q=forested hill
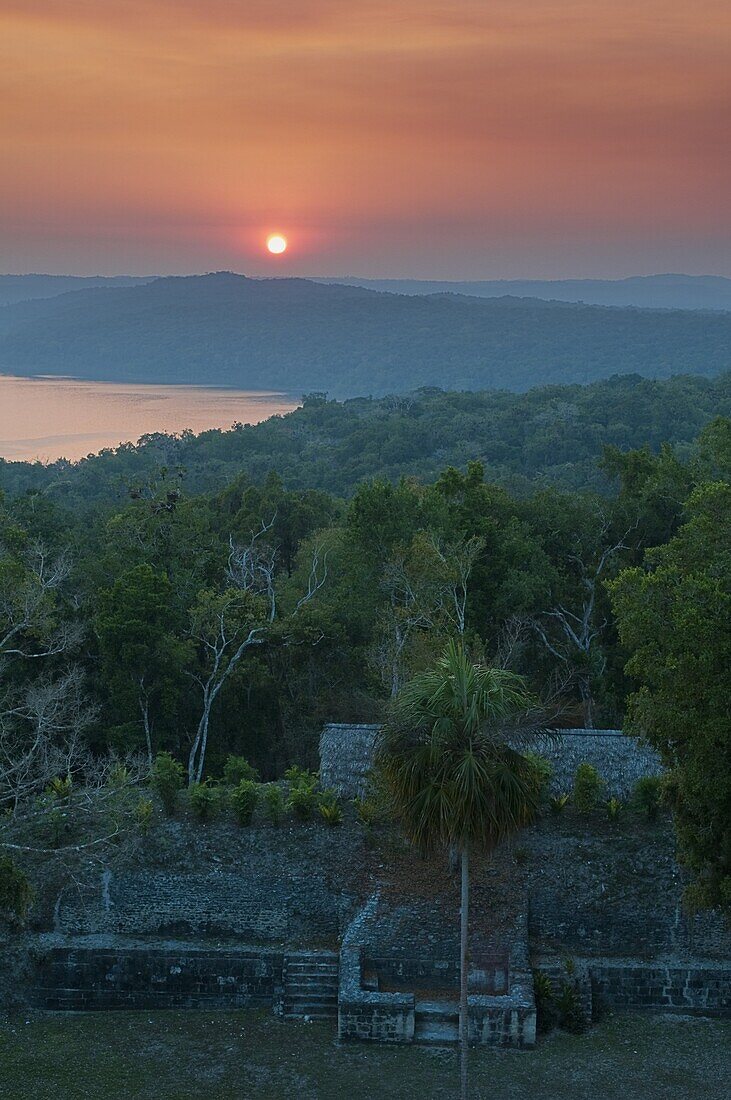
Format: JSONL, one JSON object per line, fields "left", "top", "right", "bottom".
{"left": 2, "top": 372, "right": 728, "bottom": 506}
{"left": 0, "top": 273, "right": 153, "bottom": 306}
{"left": 317, "top": 273, "right": 731, "bottom": 312}
{"left": 0, "top": 272, "right": 729, "bottom": 397}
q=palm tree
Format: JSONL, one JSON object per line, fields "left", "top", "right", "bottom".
{"left": 377, "top": 640, "right": 549, "bottom": 1100}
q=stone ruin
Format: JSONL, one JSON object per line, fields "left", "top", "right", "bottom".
{"left": 8, "top": 721, "right": 729, "bottom": 1044}
{"left": 319, "top": 722, "right": 664, "bottom": 800}
{"left": 319, "top": 723, "right": 382, "bottom": 799}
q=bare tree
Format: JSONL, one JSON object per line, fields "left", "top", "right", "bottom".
{"left": 226, "top": 516, "right": 279, "bottom": 622}
{"left": 530, "top": 523, "right": 632, "bottom": 727}
{"left": 187, "top": 521, "right": 329, "bottom": 783}
{"left": 0, "top": 542, "right": 82, "bottom": 661}
{"left": 493, "top": 615, "right": 530, "bottom": 671}
{"left": 0, "top": 669, "right": 98, "bottom": 813}
{"left": 430, "top": 535, "right": 484, "bottom": 638}
{"left": 0, "top": 540, "right": 93, "bottom": 809}
{"left": 372, "top": 534, "right": 483, "bottom": 697}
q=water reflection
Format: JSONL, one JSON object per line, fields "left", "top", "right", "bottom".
{"left": 0, "top": 376, "right": 299, "bottom": 462}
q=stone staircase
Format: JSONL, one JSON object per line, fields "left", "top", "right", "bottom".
{"left": 413, "top": 999, "right": 460, "bottom": 1044}
{"left": 282, "top": 951, "right": 339, "bottom": 1020}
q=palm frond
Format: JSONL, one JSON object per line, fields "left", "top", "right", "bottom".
{"left": 377, "top": 640, "right": 550, "bottom": 851}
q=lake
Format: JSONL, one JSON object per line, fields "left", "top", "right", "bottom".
{"left": 0, "top": 375, "right": 300, "bottom": 462}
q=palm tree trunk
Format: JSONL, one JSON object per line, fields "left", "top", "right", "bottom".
{"left": 459, "top": 842, "right": 469, "bottom": 1100}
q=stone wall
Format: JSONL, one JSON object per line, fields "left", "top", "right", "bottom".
{"left": 536, "top": 954, "right": 731, "bottom": 1018}
{"left": 466, "top": 976, "right": 537, "bottom": 1048}
{"left": 336, "top": 889, "right": 538, "bottom": 1047}
{"left": 337, "top": 945, "right": 537, "bottom": 1048}
{"left": 527, "top": 729, "right": 663, "bottom": 798}
{"left": 525, "top": 817, "right": 731, "bottom": 960}
{"left": 338, "top": 946, "right": 416, "bottom": 1043}
{"left": 7, "top": 783, "right": 729, "bottom": 1035}
{"left": 53, "top": 823, "right": 360, "bottom": 946}
{"left": 31, "top": 938, "right": 283, "bottom": 1011}
{"left": 319, "top": 724, "right": 662, "bottom": 801}
{"left": 363, "top": 954, "right": 509, "bottom": 995}
{"left": 590, "top": 960, "right": 731, "bottom": 1016}
{"left": 56, "top": 869, "right": 339, "bottom": 943}
{"left": 319, "top": 724, "right": 380, "bottom": 798}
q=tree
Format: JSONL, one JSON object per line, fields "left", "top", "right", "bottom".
{"left": 0, "top": 506, "right": 92, "bottom": 811}
{"left": 435, "top": 462, "right": 551, "bottom": 636}
{"left": 609, "top": 481, "right": 731, "bottom": 912}
{"left": 377, "top": 642, "right": 547, "bottom": 1099}
{"left": 186, "top": 587, "right": 267, "bottom": 785}
{"left": 213, "top": 472, "right": 338, "bottom": 577}
{"left": 372, "top": 532, "right": 483, "bottom": 697}
{"left": 95, "top": 565, "right": 187, "bottom": 763}
{"left": 526, "top": 495, "right": 630, "bottom": 727}
{"left": 601, "top": 441, "right": 693, "bottom": 553}
{"left": 186, "top": 518, "right": 329, "bottom": 783}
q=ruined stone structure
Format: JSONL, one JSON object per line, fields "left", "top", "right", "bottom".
{"left": 6, "top": 721, "right": 729, "bottom": 1044}
{"left": 319, "top": 723, "right": 381, "bottom": 798}
{"left": 320, "top": 723, "right": 664, "bottom": 800}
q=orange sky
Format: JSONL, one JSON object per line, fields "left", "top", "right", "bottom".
{"left": 2, "top": 1, "right": 730, "bottom": 277}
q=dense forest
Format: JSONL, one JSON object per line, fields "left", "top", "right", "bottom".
{"left": 1, "top": 395, "right": 729, "bottom": 903}
{"left": 1, "top": 273, "right": 730, "bottom": 396}
{"left": 2, "top": 372, "right": 728, "bottom": 506}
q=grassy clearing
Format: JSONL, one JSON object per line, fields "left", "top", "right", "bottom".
{"left": 0, "top": 1010, "right": 729, "bottom": 1100}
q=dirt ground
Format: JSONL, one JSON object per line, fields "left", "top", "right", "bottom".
{"left": 1, "top": 1009, "right": 729, "bottom": 1100}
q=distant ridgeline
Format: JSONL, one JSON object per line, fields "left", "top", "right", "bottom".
{"left": 1, "top": 371, "right": 728, "bottom": 504}
{"left": 314, "top": 273, "right": 731, "bottom": 312}
{"left": 1, "top": 272, "right": 730, "bottom": 397}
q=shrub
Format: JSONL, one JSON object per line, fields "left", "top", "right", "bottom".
{"left": 353, "top": 796, "right": 381, "bottom": 827}
{"left": 287, "top": 783, "right": 318, "bottom": 821}
{"left": 319, "top": 792, "right": 343, "bottom": 826}
{"left": 231, "top": 779, "right": 259, "bottom": 826}
{"left": 633, "top": 775, "right": 663, "bottom": 821}
{"left": 150, "top": 752, "right": 184, "bottom": 815}
{"left": 0, "top": 855, "right": 33, "bottom": 924}
{"left": 573, "top": 763, "right": 604, "bottom": 814}
{"left": 107, "top": 763, "right": 130, "bottom": 789}
{"left": 135, "top": 797, "right": 154, "bottom": 834}
{"left": 606, "top": 796, "right": 623, "bottom": 821}
{"left": 556, "top": 980, "right": 587, "bottom": 1033}
{"left": 524, "top": 753, "right": 553, "bottom": 801}
{"left": 263, "top": 784, "right": 284, "bottom": 825}
{"left": 533, "top": 965, "right": 587, "bottom": 1035}
{"left": 188, "top": 781, "right": 218, "bottom": 822}
{"left": 284, "top": 764, "right": 319, "bottom": 820}
{"left": 533, "top": 970, "right": 557, "bottom": 1033}
{"left": 46, "top": 775, "right": 72, "bottom": 801}
{"left": 284, "top": 765, "right": 318, "bottom": 788}
{"left": 549, "top": 793, "right": 570, "bottom": 814}
{"left": 223, "top": 755, "right": 260, "bottom": 786}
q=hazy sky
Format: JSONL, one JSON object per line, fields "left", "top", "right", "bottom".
{"left": 2, "top": 1, "right": 730, "bottom": 278}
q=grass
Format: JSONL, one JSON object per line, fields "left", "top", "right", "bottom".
{"left": 1, "top": 1010, "right": 729, "bottom": 1100}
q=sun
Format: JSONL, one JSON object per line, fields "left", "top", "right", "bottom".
{"left": 266, "top": 233, "right": 287, "bottom": 255}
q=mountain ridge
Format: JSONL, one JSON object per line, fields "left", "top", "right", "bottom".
{"left": 1, "top": 272, "right": 729, "bottom": 398}
{"left": 313, "top": 273, "right": 731, "bottom": 311}
{"left": 3, "top": 270, "right": 731, "bottom": 311}
{"left": 0, "top": 273, "right": 155, "bottom": 307}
